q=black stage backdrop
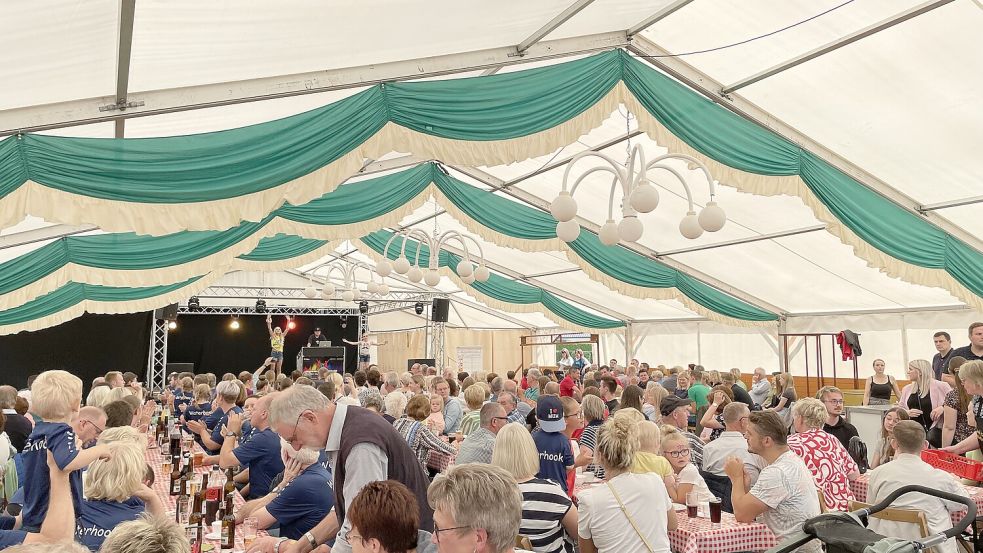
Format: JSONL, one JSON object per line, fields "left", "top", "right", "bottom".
{"left": 166, "top": 314, "right": 359, "bottom": 375}
{"left": 0, "top": 312, "right": 152, "bottom": 391}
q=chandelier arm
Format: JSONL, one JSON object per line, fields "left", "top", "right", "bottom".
{"left": 569, "top": 165, "right": 624, "bottom": 197}
{"left": 561, "top": 151, "right": 628, "bottom": 192}
{"left": 435, "top": 231, "right": 471, "bottom": 269}
{"left": 404, "top": 229, "right": 433, "bottom": 267}
{"left": 646, "top": 153, "right": 716, "bottom": 196}
{"left": 645, "top": 163, "right": 696, "bottom": 212}
{"left": 382, "top": 231, "right": 404, "bottom": 259}
{"left": 608, "top": 175, "right": 620, "bottom": 220}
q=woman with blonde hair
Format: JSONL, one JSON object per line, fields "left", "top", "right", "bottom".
{"left": 943, "top": 361, "right": 983, "bottom": 456}
{"left": 730, "top": 368, "right": 747, "bottom": 391}
{"left": 642, "top": 384, "right": 667, "bottom": 422}
{"left": 492, "top": 423, "right": 578, "bottom": 553}
{"left": 578, "top": 416, "right": 676, "bottom": 553}
{"left": 899, "top": 359, "right": 951, "bottom": 447}
{"left": 576, "top": 395, "right": 607, "bottom": 478}
{"left": 78, "top": 435, "right": 164, "bottom": 550}
{"left": 766, "top": 373, "right": 797, "bottom": 427}
{"left": 86, "top": 386, "right": 112, "bottom": 409}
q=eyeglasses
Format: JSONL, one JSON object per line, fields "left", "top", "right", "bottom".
{"left": 286, "top": 410, "right": 310, "bottom": 447}
{"left": 433, "top": 521, "right": 470, "bottom": 543}
{"left": 564, "top": 411, "right": 582, "bottom": 418}
{"left": 84, "top": 419, "right": 104, "bottom": 437}
{"left": 665, "top": 449, "right": 690, "bottom": 458}
{"left": 826, "top": 399, "right": 845, "bottom": 405}
{"left": 347, "top": 532, "right": 367, "bottom": 545}
{"left": 491, "top": 416, "right": 509, "bottom": 423}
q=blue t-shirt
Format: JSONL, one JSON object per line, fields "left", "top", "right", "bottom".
{"left": 173, "top": 392, "right": 192, "bottom": 417}
{"left": 21, "top": 421, "right": 83, "bottom": 529}
{"left": 266, "top": 464, "right": 334, "bottom": 539}
{"left": 232, "top": 428, "right": 285, "bottom": 499}
{"left": 240, "top": 421, "right": 254, "bottom": 444}
{"left": 184, "top": 402, "right": 212, "bottom": 424}
{"left": 76, "top": 498, "right": 146, "bottom": 551}
{"left": 207, "top": 406, "right": 244, "bottom": 454}
{"left": 531, "top": 430, "right": 574, "bottom": 493}
{"left": 0, "top": 515, "right": 26, "bottom": 548}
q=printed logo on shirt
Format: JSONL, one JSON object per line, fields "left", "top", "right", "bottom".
{"left": 539, "top": 452, "right": 566, "bottom": 462}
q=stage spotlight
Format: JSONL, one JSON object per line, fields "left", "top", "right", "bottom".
{"left": 287, "top": 319, "right": 297, "bottom": 330}
{"left": 188, "top": 296, "right": 200, "bottom": 312}
{"left": 359, "top": 300, "right": 368, "bottom": 314}
{"left": 255, "top": 299, "right": 267, "bottom": 313}
{"left": 230, "top": 315, "right": 240, "bottom": 330}
{"left": 167, "top": 321, "right": 177, "bottom": 330}
{"left": 341, "top": 317, "right": 348, "bottom": 329}
{"left": 414, "top": 302, "right": 424, "bottom": 315}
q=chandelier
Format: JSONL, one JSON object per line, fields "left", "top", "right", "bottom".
{"left": 376, "top": 229, "right": 490, "bottom": 286}
{"left": 304, "top": 261, "right": 389, "bottom": 302}
{"left": 549, "top": 146, "right": 726, "bottom": 245}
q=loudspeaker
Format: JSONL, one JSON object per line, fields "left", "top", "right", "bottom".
{"left": 154, "top": 303, "right": 179, "bottom": 321}
{"left": 431, "top": 298, "right": 450, "bottom": 322}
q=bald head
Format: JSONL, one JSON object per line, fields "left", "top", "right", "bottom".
{"left": 74, "top": 406, "right": 107, "bottom": 443}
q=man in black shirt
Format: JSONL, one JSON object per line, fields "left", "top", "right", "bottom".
{"left": 932, "top": 331, "right": 956, "bottom": 381}
{"left": 0, "top": 385, "right": 32, "bottom": 452}
{"left": 723, "top": 372, "right": 754, "bottom": 407}
{"left": 817, "top": 385, "right": 858, "bottom": 450}
{"left": 952, "top": 322, "right": 983, "bottom": 362}
{"left": 306, "top": 327, "right": 326, "bottom": 347}
{"left": 600, "top": 375, "right": 619, "bottom": 414}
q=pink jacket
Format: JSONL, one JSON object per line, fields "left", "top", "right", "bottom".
{"left": 899, "top": 379, "right": 952, "bottom": 429}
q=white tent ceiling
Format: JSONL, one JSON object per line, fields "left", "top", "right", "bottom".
{"left": 1, "top": 0, "right": 981, "bottom": 339}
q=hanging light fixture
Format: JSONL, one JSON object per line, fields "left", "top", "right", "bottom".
{"left": 229, "top": 315, "right": 240, "bottom": 330}
{"left": 377, "top": 229, "right": 490, "bottom": 287}
{"left": 550, "top": 146, "right": 726, "bottom": 245}
{"left": 306, "top": 261, "right": 385, "bottom": 303}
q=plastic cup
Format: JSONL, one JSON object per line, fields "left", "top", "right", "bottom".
{"left": 686, "top": 492, "right": 699, "bottom": 518}
{"left": 709, "top": 496, "right": 722, "bottom": 523}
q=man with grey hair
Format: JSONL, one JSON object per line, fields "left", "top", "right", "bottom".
{"left": 98, "top": 514, "right": 190, "bottom": 553}
{"left": 266, "top": 383, "right": 432, "bottom": 553}
{"left": 0, "top": 385, "right": 31, "bottom": 451}
{"left": 702, "top": 403, "right": 764, "bottom": 487}
{"left": 749, "top": 367, "right": 772, "bottom": 407}
{"left": 381, "top": 371, "right": 400, "bottom": 396}
{"left": 489, "top": 376, "right": 504, "bottom": 403}
{"left": 496, "top": 391, "right": 524, "bottom": 424}
{"left": 502, "top": 380, "right": 531, "bottom": 418}
{"left": 455, "top": 403, "right": 507, "bottom": 464}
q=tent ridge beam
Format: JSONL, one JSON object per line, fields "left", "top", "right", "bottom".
{"left": 658, "top": 224, "right": 827, "bottom": 256}
{"left": 787, "top": 304, "right": 969, "bottom": 317}
{"left": 0, "top": 224, "right": 97, "bottom": 250}
{"left": 523, "top": 267, "right": 581, "bottom": 279}
{"left": 113, "top": 0, "right": 137, "bottom": 138}
{"left": 518, "top": 0, "right": 600, "bottom": 53}
{"left": 452, "top": 164, "right": 788, "bottom": 316}
{"left": 721, "top": 0, "right": 956, "bottom": 94}
{"left": 628, "top": 35, "right": 983, "bottom": 255}
{"left": 0, "top": 31, "right": 627, "bottom": 137}
{"left": 627, "top": 0, "right": 697, "bottom": 36}
{"left": 918, "top": 194, "right": 983, "bottom": 212}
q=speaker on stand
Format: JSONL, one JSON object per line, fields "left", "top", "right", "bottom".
{"left": 431, "top": 298, "right": 450, "bottom": 323}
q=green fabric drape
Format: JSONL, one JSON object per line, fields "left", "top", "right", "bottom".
{"left": 360, "top": 230, "right": 624, "bottom": 329}
{"left": 237, "top": 235, "right": 328, "bottom": 262}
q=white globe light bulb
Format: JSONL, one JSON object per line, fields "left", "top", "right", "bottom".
{"left": 549, "top": 191, "right": 578, "bottom": 222}
{"left": 378, "top": 284, "right": 390, "bottom": 296}
{"left": 556, "top": 219, "right": 580, "bottom": 243}
{"left": 424, "top": 269, "right": 441, "bottom": 287}
{"left": 407, "top": 266, "right": 423, "bottom": 283}
{"left": 599, "top": 219, "right": 620, "bottom": 246}
{"left": 341, "top": 290, "right": 355, "bottom": 302}
{"left": 462, "top": 273, "right": 476, "bottom": 285}
{"left": 455, "top": 259, "right": 474, "bottom": 278}
{"left": 679, "top": 211, "right": 704, "bottom": 239}
{"left": 617, "top": 216, "right": 644, "bottom": 242}
{"left": 698, "top": 201, "right": 726, "bottom": 232}
{"left": 393, "top": 256, "right": 410, "bottom": 274}
{"left": 323, "top": 282, "right": 336, "bottom": 297}
{"left": 303, "top": 286, "right": 317, "bottom": 299}
{"left": 366, "top": 281, "right": 379, "bottom": 294}
{"left": 474, "top": 265, "right": 490, "bottom": 282}
{"left": 376, "top": 260, "right": 392, "bottom": 277}
{"left": 629, "top": 180, "right": 660, "bottom": 213}
{"left": 352, "top": 288, "right": 362, "bottom": 300}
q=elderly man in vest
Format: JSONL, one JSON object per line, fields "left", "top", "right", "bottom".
{"left": 258, "top": 384, "right": 433, "bottom": 553}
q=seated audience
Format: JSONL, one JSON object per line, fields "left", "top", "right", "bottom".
{"left": 492, "top": 423, "right": 578, "bottom": 553}
{"left": 98, "top": 514, "right": 190, "bottom": 553}
{"left": 724, "top": 411, "right": 821, "bottom": 553}
{"left": 721, "top": 372, "right": 754, "bottom": 407}
{"left": 867, "top": 421, "right": 970, "bottom": 553}
{"left": 428, "top": 464, "right": 526, "bottom": 553}
{"left": 77, "top": 429, "right": 164, "bottom": 550}
{"left": 701, "top": 402, "right": 764, "bottom": 487}
{"left": 432, "top": 378, "right": 462, "bottom": 436}
{"left": 532, "top": 396, "right": 574, "bottom": 494}
{"left": 943, "top": 361, "right": 983, "bottom": 454}
{"left": 786, "top": 398, "right": 859, "bottom": 511}
{"left": 0, "top": 452, "right": 77, "bottom": 548}
{"left": 456, "top": 403, "right": 507, "bottom": 465}
{"left": 347, "top": 480, "right": 433, "bottom": 553}
{"left": 457, "top": 384, "right": 486, "bottom": 439}
{"left": 816, "top": 386, "right": 859, "bottom": 450}
{"left": 384, "top": 389, "right": 408, "bottom": 424}
{"left": 180, "top": 384, "right": 212, "bottom": 429}
{"left": 659, "top": 396, "right": 704, "bottom": 469}
{"left": 618, "top": 385, "right": 644, "bottom": 415}
{"left": 630, "top": 421, "right": 672, "bottom": 478}
{"left": 0, "top": 385, "right": 32, "bottom": 453}
{"left": 186, "top": 380, "right": 243, "bottom": 454}
{"left": 598, "top": 377, "right": 619, "bottom": 414}
{"left": 641, "top": 384, "right": 666, "bottom": 422}
{"left": 698, "top": 386, "right": 734, "bottom": 441}
{"left": 661, "top": 426, "right": 711, "bottom": 504}
{"left": 393, "top": 395, "right": 456, "bottom": 472}
{"left": 576, "top": 395, "right": 606, "bottom": 479}
{"left": 577, "top": 415, "right": 676, "bottom": 553}
{"left": 871, "top": 407, "right": 910, "bottom": 468}
{"left": 498, "top": 392, "right": 525, "bottom": 425}
{"left": 213, "top": 392, "right": 284, "bottom": 499}
{"left": 426, "top": 395, "right": 446, "bottom": 435}
{"left": 103, "top": 400, "right": 135, "bottom": 429}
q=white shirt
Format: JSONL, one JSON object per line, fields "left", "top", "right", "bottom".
{"left": 702, "top": 431, "right": 766, "bottom": 485}
{"left": 749, "top": 450, "right": 822, "bottom": 553}
{"left": 677, "top": 463, "right": 712, "bottom": 499}
{"left": 867, "top": 453, "right": 970, "bottom": 553}
{"left": 558, "top": 356, "right": 573, "bottom": 367}
{"left": 578, "top": 472, "right": 672, "bottom": 553}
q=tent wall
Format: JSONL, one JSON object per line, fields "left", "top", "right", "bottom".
{"left": 377, "top": 328, "right": 530, "bottom": 374}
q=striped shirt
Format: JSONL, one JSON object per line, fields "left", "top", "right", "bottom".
{"left": 518, "top": 478, "right": 574, "bottom": 553}
{"left": 459, "top": 410, "right": 480, "bottom": 438}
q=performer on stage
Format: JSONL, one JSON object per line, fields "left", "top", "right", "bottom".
{"left": 307, "top": 327, "right": 326, "bottom": 347}
{"left": 342, "top": 332, "right": 387, "bottom": 371}
{"left": 266, "top": 315, "right": 291, "bottom": 375}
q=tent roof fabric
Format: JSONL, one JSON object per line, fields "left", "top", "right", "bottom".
{"left": 0, "top": 1, "right": 980, "bottom": 334}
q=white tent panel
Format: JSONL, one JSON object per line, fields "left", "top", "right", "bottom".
{"left": 534, "top": 272, "right": 700, "bottom": 320}
{"left": 940, "top": 205, "right": 983, "bottom": 239}
{"left": 35, "top": 122, "right": 115, "bottom": 138}
{"left": 547, "top": 0, "right": 676, "bottom": 40}
{"left": 369, "top": 309, "right": 433, "bottom": 332}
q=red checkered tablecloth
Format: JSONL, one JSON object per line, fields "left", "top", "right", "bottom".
{"left": 573, "top": 481, "right": 777, "bottom": 553}
{"left": 146, "top": 438, "right": 266, "bottom": 551}
{"left": 850, "top": 473, "right": 981, "bottom": 525}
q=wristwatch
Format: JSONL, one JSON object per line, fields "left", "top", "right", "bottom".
{"left": 303, "top": 531, "right": 317, "bottom": 548}
{"left": 273, "top": 538, "right": 289, "bottom": 553}
{"left": 225, "top": 431, "right": 238, "bottom": 438}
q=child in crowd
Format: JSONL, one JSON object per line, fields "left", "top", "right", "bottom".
{"left": 426, "top": 395, "right": 446, "bottom": 435}
{"left": 631, "top": 420, "right": 673, "bottom": 478}
{"left": 661, "top": 425, "right": 711, "bottom": 504}
{"left": 21, "top": 370, "right": 114, "bottom": 531}
{"left": 531, "top": 396, "right": 575, "bottom": 493}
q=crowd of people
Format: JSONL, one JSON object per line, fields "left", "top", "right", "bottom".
{"left": 0, "top": 322, "right": 980, "bottom": 553}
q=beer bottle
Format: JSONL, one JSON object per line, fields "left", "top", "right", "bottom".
{"left": 175, "top": 467, "right": 189, "bottom": 522}
{"left": 187, "top": 492, "right": 204, "bottom": 538}
{"left": 220, "top": 495, "right": 235, "bottom": 550}
{"left": 224, "top": 467, "right": 236, "bottom": 500}
{"left": 169, "top": 454, "right": 182, "bottom": 496}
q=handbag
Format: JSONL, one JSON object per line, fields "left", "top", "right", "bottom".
{"left": 605, "top": 480, "right": 656, "bottom": 553}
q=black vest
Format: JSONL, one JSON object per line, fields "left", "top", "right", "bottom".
{"left": 334, "top": 406, "right": 434, "bottom": 529}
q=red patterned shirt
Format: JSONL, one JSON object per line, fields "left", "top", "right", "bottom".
{"left": 787, "top": 428, "right": 858, "bottom": 511}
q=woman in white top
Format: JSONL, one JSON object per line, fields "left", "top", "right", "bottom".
{"left": 661, "top": 426, "right": 712, "bottom": 504}
{"left": 557, "top": 349, "right": 573, "bottom": 368}
{"left": 577, "top": 416, "right": 677, "bottom": 553}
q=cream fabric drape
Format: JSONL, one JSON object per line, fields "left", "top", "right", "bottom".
{"left": 374, "top": 328, "right": 530, "bottom": 374}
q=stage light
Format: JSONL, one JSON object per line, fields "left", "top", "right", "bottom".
{"left": 188, "top": 296, "right": 200, "bottom": 311}
{"left": 359, "top": 300, "right": 368, "bottom": 314}
{"left": 230, "top": 315, "right": 240, "bottom": 330}
{"left": 414, "top": 302, "right": 424, "bottom": 315}
{"left": 255, "top": 299, "right": 267, "bottom": 313}
{"left": 341, "top": 317, "right": 348, "bottom": 329}
{"left": 167, "top": 321, "right": 177, "bottom": 330}
{"left": 287, "top": 320, "right": 297, "bottom": 330}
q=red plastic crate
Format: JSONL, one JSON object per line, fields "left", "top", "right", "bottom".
{"left": 921, "top": 449, "right": 983, "bottom": 480}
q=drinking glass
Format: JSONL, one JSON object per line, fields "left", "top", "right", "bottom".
{"left": 243, "top": 517, "right": 258, "bottom": 549}
{"left": 685, "top": 492, "right": 699, "bottom": 518}
{"left": 189, "top": 475, "right": 202, "bottom": 498}
{"left": 709, "top": 496, "right": 722, "bottom": 524}
{"left": 161, "top": 459, "right": 172, "bottom": 476}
